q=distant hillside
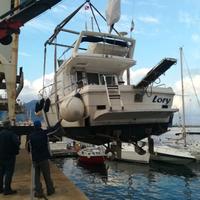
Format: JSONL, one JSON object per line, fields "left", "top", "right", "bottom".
{"left": 17, "top": 100, "right": 44, "bottom": 122}
{"left": 0, "top": 100, "right": 43, "bottom": 122}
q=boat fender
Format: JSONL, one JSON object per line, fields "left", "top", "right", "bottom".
{"left": 38, "top": 98, "right": 45, "bottom": 110}
{"left": 60, "top": 96, "right": 85, "bottom": 122}
{"left": 43, "top": 98, "right": 51, "bottom": 112}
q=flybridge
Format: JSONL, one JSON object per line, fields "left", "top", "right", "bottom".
{"left": 0, "top": 0, "right": 62, "bottom": 45}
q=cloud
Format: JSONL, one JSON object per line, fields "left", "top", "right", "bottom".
{"left": 138, "top": 16, "right": 159, "bottom": 24}
{"left": 18, "top": 52, "right": 31, "bottom": 57}
{"left": 18, "top": 73, "right": 54, "bottom": 102}
{"left": 25, "top": 18, "right": 56, "bottom": 33}
{"left": 123, "top": 68, "right": 150, "bottom": 85}
{"left": 172, "top": 74, "right": 200, "bottom": 125}
{"left": 121, "top": 0, "right": 132, "bottom": 5}
{"left": 137, "top": 0, "right": 166, "bottom": 9}
{"left": 192, "top": 33, "right": 200, "bottom": 43}
{"left": 178, "top": 11, "right": 200, "bottom": 27}
{"left": 51, "top": 3, "right": 68, "bottom": 13}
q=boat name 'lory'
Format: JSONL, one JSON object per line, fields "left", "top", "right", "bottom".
{"left": 152, "top": 95, "right": 171, "bottom": 104}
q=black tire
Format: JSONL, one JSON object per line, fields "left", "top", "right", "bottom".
{"left": 38, "top": 98, "right": 45, "bottom": 110}
{"left": 44, "top": 98, "right": 51, "bottom": 112}
{"left": 0, "top": 35, "right": 12, "bottom": 45}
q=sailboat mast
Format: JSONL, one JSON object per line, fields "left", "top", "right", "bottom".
{"left": 180, "top": 47, "right": 186, "bottom": 147}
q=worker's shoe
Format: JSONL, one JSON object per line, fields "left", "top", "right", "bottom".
{"left": 47, "top": 188, "right": 55, "bottom": 196}
{"left": 34, "top": 192, "right": 44, "bottom": 198}
{"left": 4, "top": 189, "right": 17, "bottom": 195}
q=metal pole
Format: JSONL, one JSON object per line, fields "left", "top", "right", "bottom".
{"left": 91, "top": 17, "right": 94, "bottom": 31}
{"left": 180, "top": 47, "right": 186, "bottom": 147}
{"left": 54, "top": 38, "right": 59, "bottom": 120}
{"left": 127, "top": 69, "right": 130, "bottom": 85}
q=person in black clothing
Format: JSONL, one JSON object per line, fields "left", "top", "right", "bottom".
{"left": 0, "top": 120, "right": 20, "bottom": 195}
{"left": 28, "top": 120, "right": 61, "bottom": 198}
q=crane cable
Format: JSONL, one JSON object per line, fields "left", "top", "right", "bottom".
{"left": 42, "top": 46, "right": 47, "bottom": 97}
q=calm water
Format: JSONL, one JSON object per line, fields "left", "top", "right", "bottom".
{"left": 53, "top": 158, "right": 200, "bottom": 200}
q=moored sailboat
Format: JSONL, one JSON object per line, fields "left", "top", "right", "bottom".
{"left": 151, "top": 47, "right": 197, "bottom": 164}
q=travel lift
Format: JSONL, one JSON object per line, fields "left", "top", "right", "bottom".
{"left": 0, "top": 1, "right": 176, "bottom": 159}
{"left": 0, "top": 0, "right": 62, "bottom": 123}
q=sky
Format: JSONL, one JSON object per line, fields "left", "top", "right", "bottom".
{"left": 16, "top": 0, "right": 200, "bottom": 125}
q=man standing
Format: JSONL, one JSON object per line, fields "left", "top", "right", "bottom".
{"left": 0, "top": 120, "right": 20, "bottom": 195}
{"left": 29, "top": 120, "right": 61, "bottom": 198}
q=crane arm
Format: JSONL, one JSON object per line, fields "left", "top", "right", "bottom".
{"left": 0, "top": 0, "right": 62, "bottom": 45}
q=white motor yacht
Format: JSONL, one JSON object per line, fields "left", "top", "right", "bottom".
{"left": 37, "top": 1, "right": 178, "bottom": 145}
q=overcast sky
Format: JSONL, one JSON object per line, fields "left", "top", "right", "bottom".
{"left": 17, "top": 0, "right": 200, "bottom": 125}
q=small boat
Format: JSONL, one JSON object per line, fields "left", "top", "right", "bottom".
{"left": 121, "top": 143, "right": 150, "bottom": 164}
{"left": 151, "top": 145, "right": 196, "bottom": 165}
{"left": 77, "top": 146, "right": 106, "bottom": 165}
{"left": 49, "top": 141, "right": 77, "bottom": 158}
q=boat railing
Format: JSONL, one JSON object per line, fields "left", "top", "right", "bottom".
{"left": 39, "top": 80, "right": 76, "bottom": 98}
{"left": 72, "top": 31, "right": 135, "bottom": 59}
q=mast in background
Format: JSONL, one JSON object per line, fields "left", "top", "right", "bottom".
{"left": 180, "top": 47, "right": 187, "bottom": 147}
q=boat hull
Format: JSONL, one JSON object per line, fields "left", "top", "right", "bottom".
{"left": 78, "top": 156, "right": 105, "bottom": 165}
{"left": 59, "top": 122, "right": 171, "bottom": 145}
{"left": 151, "top": 153, "right": 196, "bottom": 165}
{"left": 151, "top": 145, "right": 196, "bottom": 165}
{"left": 121, "top": 150, "right": 150, "bottom": 164}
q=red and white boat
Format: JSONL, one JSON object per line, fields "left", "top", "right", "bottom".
{"left": 77, "top": 146, "right": 106, "bottom": 165}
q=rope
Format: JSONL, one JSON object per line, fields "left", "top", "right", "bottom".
{"left": 45, "top": 2, "right": 86, "bottom": 46}
{"left": 183, "top": 51, "right": 200, "bottom": 108}
{"left": 89, "top": 3, "right": 101, "bottom": 32}
{"left": 58, "top": 41, "right": 76, "bottom": 60}
{"left": 89, "top": 2, "right": 120, "bottom": 35}
{"left": 42, "top": 46, "right": 47, "bottom": 97}
{"left": 53, "top": 37, "right": 60, "bottom": 121}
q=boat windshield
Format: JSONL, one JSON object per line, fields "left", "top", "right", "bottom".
{"left": 81, "top": 35, "right": 129, "bottom": 48}
{"left": 76, "top": 71, "right": 117, "bottom": 86}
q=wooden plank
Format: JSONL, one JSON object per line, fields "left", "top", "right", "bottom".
{"left": 0, "top": 148, "right": 88, "bottom": 200}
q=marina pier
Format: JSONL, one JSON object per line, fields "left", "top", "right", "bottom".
{"left": 0, "top": 138, "right": 88, "bottom": 200}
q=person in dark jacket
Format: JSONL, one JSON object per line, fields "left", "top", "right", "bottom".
{"left": 0, "top": 120, "right": 20, "bottom": 195}
{"left": 28, "top": 120, "right": 61, "bottom": 198}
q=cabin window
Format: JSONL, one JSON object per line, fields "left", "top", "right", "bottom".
{"left": 87, "top": 73, "right": 99, "bottom": 85}
{"left": 77, "top": 71, "right": 83, "bottom": 81}
{"left": 76, "top": 71, "right": 87, "bottom": 86}
{"left": 100, "top": 75, "right": 116, "bottom": 85}
{"left": 96, "top": 105, "right": 106, "bottom": 110}
{"left": 134, "top": 93, "right": 143, "bottom": 102}
{"left": 57, "top": 59, "right": 64, "bottom": 67}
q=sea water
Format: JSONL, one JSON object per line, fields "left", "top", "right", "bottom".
{"left": 53, "top": 158, "right": 200, "bottom": 200}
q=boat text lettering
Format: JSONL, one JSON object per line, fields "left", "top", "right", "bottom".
{"left": 152, "top": 95, "right": 171, "bottom": 104}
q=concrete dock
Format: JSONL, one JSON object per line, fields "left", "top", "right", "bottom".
{"left": 0, "top": 149, "right": 88, "bottom": 200}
